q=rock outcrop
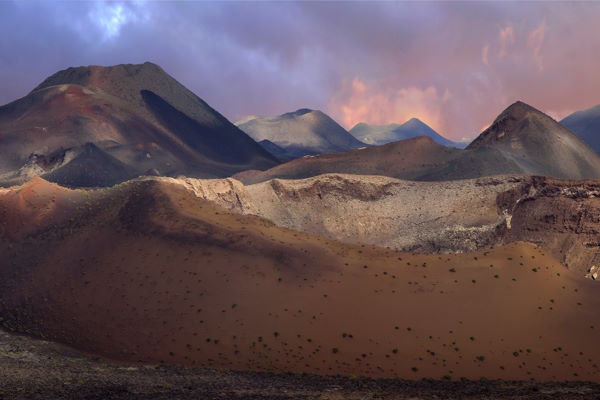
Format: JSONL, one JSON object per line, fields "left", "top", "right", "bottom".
{"left": 500, "top": 177, "right": 600, "bottom": 276}
{"left": 159, "top": 174, "right": 600, "bottom": 277}
{"left": 161, "top": 174, "right": 522, "bottom": 253}
{"left": 586, "top": 265, "right": 600, "bottom": 280}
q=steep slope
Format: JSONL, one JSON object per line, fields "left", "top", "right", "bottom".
{"left": 41, "top": 142, "right": 138, "bottom": 187}
{"left": 461, "top": 101, "right": 600, "bottom": 179}
{"left": 236, "top": 109, "right": 365, "bottom": 158}
{"left": 350, "top": 118, "right": 462, "bottom": 148}
{"left": 1, "top": 178, "right": 600, "bottom": 381}
{"left": 256, "top": 139, "right": 294, "bottom": 162}
{"left": 561, "top": 103, "right": 600, "bottom": 154}
{"left": 0, "top": 63, "right": 278, "bottom": 187}
{"left": 497, "top": 176, "right": 600, "bottom": 276}
{"left": 169, "top": 174, "right": 523, "bottom": 253}
{"left": 172, "top": 174, "right": 600, "bottom": 276}
{"left": 234, "top": 136, "right": 462, "bottom": 184}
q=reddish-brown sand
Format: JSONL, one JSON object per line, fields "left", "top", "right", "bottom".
{"left": 0, "top": 178, "right": 599, "bottom": 382}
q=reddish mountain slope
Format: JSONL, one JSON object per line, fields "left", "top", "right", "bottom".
{"left": 0, "top": 63, "right": 278, "bottom": 187}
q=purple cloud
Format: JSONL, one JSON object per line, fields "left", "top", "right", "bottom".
{"left": 1, "top": 1, "right": 600, "bottom": 140}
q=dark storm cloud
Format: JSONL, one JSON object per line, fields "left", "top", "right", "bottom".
{"left": 1, "top": 1, "right": 600, "bottom": 140}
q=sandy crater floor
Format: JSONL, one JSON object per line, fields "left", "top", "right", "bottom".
{"left": 2, "top": 329, "right": 600, "bottom": 400}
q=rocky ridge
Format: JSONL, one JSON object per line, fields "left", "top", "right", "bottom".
{"left": 158, "top": 174, "right": 600, "bottom": 276}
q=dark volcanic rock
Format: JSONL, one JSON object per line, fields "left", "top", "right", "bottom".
{"left": 498, "top": 176, "right": 600, "bottom": 275}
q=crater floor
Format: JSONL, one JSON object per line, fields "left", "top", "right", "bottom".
{"left": 1, "top": 329, "right": 600, "bottom": 400}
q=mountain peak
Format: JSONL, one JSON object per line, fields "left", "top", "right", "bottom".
{"left": 468, "top": 101, "right": 552, "bottom": 149}
{"left": 405, "top": 117, "right": 423, "bottom": 124}
{"left": 237, "top": 108, "right": 364, "bottom": 157}
{"left": 33, "top": 62, "right": 170, "bottom": 93}
{"left": 0, "top": 62, "right": 279, "bottom": 187}
{"left": 500, "top": 100, "right": 541, "bottom": 119}
{"left": 349, "top": 118, "right": 457, "bottom": 147}
{"left": 294, "top": 108, "right": 314, "bottom": 115}
{"left": 403, "top": 117, "right": 428, "bottom": 128}
{"left": 280, "top": 108, "right": 316, "bottom": 118}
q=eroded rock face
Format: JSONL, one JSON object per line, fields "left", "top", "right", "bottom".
{"left": 586, "top": 265, "right": 600, "bottom": 280}
{"left": 157, "top": 174, "right": 600, "bottom": 276}
{"left": 160, "top": 174, "right": 523, "bottom": 253}
{"left": 499, "top": 177, "right": 600, "bottom": 276}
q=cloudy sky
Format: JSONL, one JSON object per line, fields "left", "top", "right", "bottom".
{"left": 1, "top": 1, "right": 600, "bottom": 141}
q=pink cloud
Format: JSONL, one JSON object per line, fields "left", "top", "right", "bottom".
{"left": 3, "top": 2, "right": 600, "bottom": 142}
{"left": 546, "top": 108, "right": 573, "bottom": 122}
{"left": 482, "top": 44, "right": 490, "bottom": 65}
{"left": 498, "top": 25, "right": 515, "bottom": 58}
{"left": 528, "top": 18, "right": 547, "bottom": 71}
{"left": 330, "top": 76, "right": 449, "bottom": 133}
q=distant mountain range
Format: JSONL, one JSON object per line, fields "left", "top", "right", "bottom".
{"left": 561, "top": 103, "right": 600, "bottom": 154}
{"left": 0, "top": 62, "right": 279, "bottom": 187}
{"left": 236, "top": 101, "right": 600, "bottom": 184}
{"left": 349, "top": 118, "right": 466, "bottom": 148}
{"left": 1, "top": 62, "right": 599, "bottom": 188}
{"left": 236, "top": 109, "right": 365, "bottom": 160}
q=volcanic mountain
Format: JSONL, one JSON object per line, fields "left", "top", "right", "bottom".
{"left": 454, "top": 101, "right": 600, "bottom": 179}
{"left": 236, "top": 109, "right": 365, "bottom": 159}
{"left": 234, "top": 136, "right": 461, "bottom": 184}
{"left": 350, "top": 118, "right": 463, "bottom": 148}
{"left": 561, "top": 103, "right": 600, "bottom": 154}
{"left": 239, "top": 101, "right": 600, "bottom": 184}
{"left": 0, "top": 62, "right": 279, "bottom": 187}
{"left": 1, "top": 176, "right": 600, "bottom": 382}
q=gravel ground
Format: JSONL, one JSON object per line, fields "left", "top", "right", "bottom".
{"left": 1, "top": 329, "right": 600, "bottom": 400}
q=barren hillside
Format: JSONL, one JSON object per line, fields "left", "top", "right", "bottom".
{"left": 350, "top": 118, "right": 461, "bottom": 147}
{"left": 0, "top": 63, "right": 279, "bottom": 187}
{"left": 1, "top": 178, "right": 599, "bottom": 382}
{"left": 236, "top": 109, "right": 364, "bottom": 159}
{"left": 162, "top": 174, "right": 600, "bottom": 276}
{"left": 167, "top": 174, "right": 522, "bottom": 253}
